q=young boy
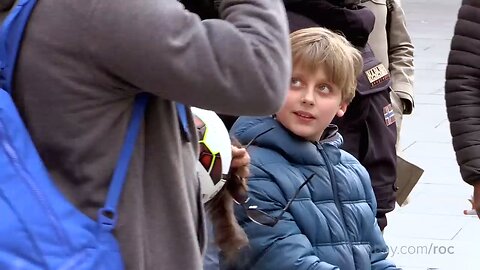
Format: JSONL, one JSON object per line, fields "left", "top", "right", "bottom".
{"left": 286, "top": 1, "right": 399, "bottom": 231}
{"left": 228, "top": 27, "right": 396, "bottom": 270}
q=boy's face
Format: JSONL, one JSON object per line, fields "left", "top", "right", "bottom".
{"left": 276, "top": 65, "right": 348, "bottom": 142}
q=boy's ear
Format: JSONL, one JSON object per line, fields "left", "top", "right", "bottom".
{"left": 336, "top": 103, "right": 348, "bottom": 117}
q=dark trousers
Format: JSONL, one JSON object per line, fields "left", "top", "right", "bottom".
{"left": 333, "top": 90, "right": 397, "bottom": 231}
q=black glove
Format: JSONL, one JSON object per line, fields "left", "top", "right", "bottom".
{"left": 180, "top": 0, "right": 219, "bottom": 19}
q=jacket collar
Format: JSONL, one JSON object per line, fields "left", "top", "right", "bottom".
{"left": 231, "top": 116, "right": 342, "bottom": 166}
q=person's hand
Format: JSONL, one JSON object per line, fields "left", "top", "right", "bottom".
{"left": 473, "top": 182, "right": 480, "bottom": 218}
{"left": 401, "top": 98, "right": 414, "bottom": 115}
{"left": 464, "top": 182, "right": 480, "bottom": 218}
{"left": 230, "top": 145, "right": 250, "bottom": 179}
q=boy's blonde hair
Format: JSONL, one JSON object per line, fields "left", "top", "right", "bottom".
{"left": 290, "top": 27, "right": 363, "bottom": 103}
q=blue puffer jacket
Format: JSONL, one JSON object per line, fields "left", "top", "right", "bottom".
{"left": 229, "top": 116, "right": 396, "bottom": 270}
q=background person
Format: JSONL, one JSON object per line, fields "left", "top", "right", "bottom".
{"left": 445, "top": 0, "right": 480, "bottom": 219}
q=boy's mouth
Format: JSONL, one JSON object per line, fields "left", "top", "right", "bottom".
{"left": 294, "top": 111, "right": 315, "bottom": 119}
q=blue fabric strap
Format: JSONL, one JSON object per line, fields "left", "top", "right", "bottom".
{"left": 0, "top": 0, "right": 37, "bottom": 93}
{"left": 176, "top": 103, "right": 191, "bottom": 141}
{"left": 0, "top": 0, "right": 189, "bottom": 231}
{"left": 99, "top": 101, "right": 189, "bottom": 230}
{"left": 98, "top": 93, "right": 149, "bottom": 230}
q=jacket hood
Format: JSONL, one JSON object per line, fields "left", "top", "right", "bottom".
{"left": 286, "top": 1, "right": 375, "bottom": 48}
{"left": 230, "top": 116, "right": 343, "bottom": 165}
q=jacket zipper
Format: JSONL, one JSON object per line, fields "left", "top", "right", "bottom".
{"left": 0, "top": 119, "right": 71, "bottom": 251}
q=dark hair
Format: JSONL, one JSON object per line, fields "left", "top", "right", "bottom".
{"left": 205, "top": 184, "right": 248, "bottom": 262}
{"left": 180, "top": 0, "right": 219, "bottom": 19}
{"left": 0, "top": 0, "right": 16, "bottom": 12}
{"left": 204, "top": 138, "right": 248, "bottom": 262}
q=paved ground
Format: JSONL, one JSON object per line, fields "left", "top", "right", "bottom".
{"left": 382, "top": 1, "right": 479, "bottom": 269}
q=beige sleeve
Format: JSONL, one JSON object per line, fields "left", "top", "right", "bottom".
{"left": 388, "top": 0, "right": 415, "bottom": 114}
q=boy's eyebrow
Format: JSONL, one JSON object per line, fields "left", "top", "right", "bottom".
{"left": 291, "top": 71, "right": 333, "bottom": 85}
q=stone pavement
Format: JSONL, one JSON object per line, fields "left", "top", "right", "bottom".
{"left": 382, "top": 1, "right": 479, "bottom": 269}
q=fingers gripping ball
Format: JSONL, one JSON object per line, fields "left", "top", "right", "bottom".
{"left": 191, "top": 107, "right": 232, "bottom": 203}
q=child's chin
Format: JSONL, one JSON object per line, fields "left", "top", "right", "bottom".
{"left": 292, "top": 129, "right": 319, "bottom": 141}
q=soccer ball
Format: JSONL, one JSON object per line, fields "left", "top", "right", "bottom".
{"left": 191, "top": 107, "right": 232, "bottom": 203}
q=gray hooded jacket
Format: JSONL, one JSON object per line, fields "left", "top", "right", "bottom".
{"left": 1, "top": 0, "right": 290, "bottom": 269}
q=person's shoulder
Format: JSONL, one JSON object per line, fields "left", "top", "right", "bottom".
{"left": 248, "top": 145, "right": 289, "bottom": 169}
{"left": 458, "top": 1, "right": 480, "bottom": 22}
{"left": 338, "top": 149, "right": 369, "bottom": 176}
{"left": 247, "top": 144, "right": 300, "bottom": 186}
{"left": 338, "top": 148, "right": 357, "bottom": 162}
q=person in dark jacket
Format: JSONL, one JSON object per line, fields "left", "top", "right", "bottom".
{"left": 286, "top": 0, "right": 397, "bottom": 231}
{"left": 226, "top": 27, "right": 395, "bottom": 270}
{"left": 445, "top": 0, "right": 480, "bottom": 218}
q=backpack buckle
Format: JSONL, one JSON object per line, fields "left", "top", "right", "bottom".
{"left": 97, "top": 207, "right": 118, "bottom": 231}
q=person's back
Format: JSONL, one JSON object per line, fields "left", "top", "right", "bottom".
{"left": 226, "top": 27, "right": 395, "bottom": 270}
{"left": 445, "top": 0, "right": 480, "bottom": 218}
{"left": 4, "top": 0, "right": 291, "bottom": 269}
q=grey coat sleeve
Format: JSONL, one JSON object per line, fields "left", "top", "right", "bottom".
{"left": 445, "top": 0, "right": 480, "bottom": 186}
{"left": 87, "top": 0, "right": 291, "bottom": 116}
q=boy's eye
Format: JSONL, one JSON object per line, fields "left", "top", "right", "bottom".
{"left": 290, "top": 78, "right": 302, "bottom": 88}
{"left": 316, "top": 84, "right": 331, "bottom": 94}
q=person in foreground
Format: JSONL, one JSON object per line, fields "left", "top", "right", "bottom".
{"left": 1, "top": 0, "right": 290, "bottom": 269}
{"left": 228, "top": 27, "right": 397, "bottom": 270}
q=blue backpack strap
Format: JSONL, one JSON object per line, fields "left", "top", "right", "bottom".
{"left": 176, "top": 103, "right": 191, "bottom": 141}
{"left": 0, "top": 0, "right": 37, "bottom": 92}
{"left": 98, "top": 93, "right": 149, "bottom": 231}
{"left": 98, "top": 98, "right": 192, "bottom": 231}
{"left": 1, "top": 0, "right": 190, "bottom": 232}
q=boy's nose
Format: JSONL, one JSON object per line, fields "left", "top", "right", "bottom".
{"left": 301, "top": 89, "right": 315, "bottom": 105}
